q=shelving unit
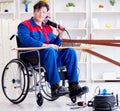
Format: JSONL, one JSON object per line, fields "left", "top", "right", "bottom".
{"left": 17, "top": 0, "right": 36, "bottom": 20}
{"left": 52, "top": 0, "right": 89, "bottom": 81}
{"left": 90, "top": 0, "right": 120, "bottom": 82}
{"left": 0, "top": 0, "right": 16, "bottom": 19}
{"left": 53, "top": 0, "right": 88, "bottom": 39}
{"left": 92, "top": 12, "right": 120, "bottom": 39}
{"left": 18, "top": 0, "right": 52, "bottom": 20}
{"left": 0, "top": 18, "right": 20, "bottom": 73}
{"left": 1, "top": 0, "right": 120, "bottom": 82}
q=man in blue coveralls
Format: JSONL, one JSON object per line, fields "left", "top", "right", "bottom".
{"left": 17, "top": 1, "right": 89, "bottom": 98}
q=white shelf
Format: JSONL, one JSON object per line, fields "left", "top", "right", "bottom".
{"left": 20, "top": 12, "right": 33, "bottom": 15}
{"left": 78, "top": 62, "right": 88, "bottom": 64}
{"left": 66, "top": 28, "right": 87, "bottom": 30}
{"left": 0, "top": 0, "right": 13, "bottom": 3}
{"left": 91, "top": 62, "right": 112, "bottom": 64}
{"left": 92, "top": 79, "right": 105, "bottom": 82}
{"left": 92, "top": 79, "right": 120, "bottom": 82}
{"left": 92, "top": 11, "right": 120, "bottom": 14}
{"left": 0, "top": 12, "right": 14, "bottom": 15}
{"left": 93, "top": 28, "right": 120, "bottom": 31}
{"left": 79, "top": 79, "right": 87, "bottom": 82}
{"left": 0, "top": 0, "right": 15, "bottom": 19}
{"left": 55, "top": 11, "right": 86, "bottom": 14}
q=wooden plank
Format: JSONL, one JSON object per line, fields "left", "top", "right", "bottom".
{"left": 12, "top": 46, "right": 94, "bottom": 51}
{"left": 62, "top": 39, "right": 120, "bottom": 47}
{"left": 63, "top": 39, "right": 120, "bottom": 43}
{"left": 84, "top": 49, "right": 120, "bottom": 66}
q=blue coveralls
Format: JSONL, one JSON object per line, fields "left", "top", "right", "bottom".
{"left": 18, "top": 17, "right": 78, "bottom": 85}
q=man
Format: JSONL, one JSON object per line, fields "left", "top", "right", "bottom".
{"left": 17, "top": 1, "right": 89, "bottom": 98}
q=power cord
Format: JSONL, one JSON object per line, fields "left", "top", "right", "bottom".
{"left": 94, "top": 86, "right": 101, "bottom": 95}
{"left": 64, "top": 29, "right": 74, "bottom": 46}
{"left": 64, "top": 29, "right": 71, "bottom": 40}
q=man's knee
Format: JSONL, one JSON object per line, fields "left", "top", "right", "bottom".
{"left": 67, "top": 48, "right": 76, "bottom": 55}
{"left": 45, "top": 48, "right": 56, "bottom": 55}
{"left": 44, "top": 48, "right": 57, "bottom": 60}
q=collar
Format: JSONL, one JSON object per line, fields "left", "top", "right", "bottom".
{"left": 30, "top": 17, "right": 38, "bottom": 26}
{"left": 30, "top": 17, "right": 46, "bottom": 28}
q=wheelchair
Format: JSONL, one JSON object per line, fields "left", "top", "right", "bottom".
{"left": 1, "top": 35, "right": 78, "bottom": 106}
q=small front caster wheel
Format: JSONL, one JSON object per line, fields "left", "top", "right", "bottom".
{"left": 36, "top": 92, "right": 43, "bottom": 106}
{"left": 71, "top": 97, "right": 77, "bottom": 103}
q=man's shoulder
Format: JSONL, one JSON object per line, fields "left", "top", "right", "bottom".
{"left": 22, "top": 19, "right": 31, "bottom": 25}
{"left": 18, "top": 19, "right": 32, "bottom": 31}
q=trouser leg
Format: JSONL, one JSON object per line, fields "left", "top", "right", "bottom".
{"left": 58, "top": 48, "right": 89, "bottom": 98}
{"left": 40, "top": 48, "right": 60, "bottom": 85}
{"left": 57, "top": 48, "right": 78, "bottom": 84}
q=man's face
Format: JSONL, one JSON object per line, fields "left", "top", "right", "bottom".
{"left": 33, "top": 7, "right": 48, "bottom": 22}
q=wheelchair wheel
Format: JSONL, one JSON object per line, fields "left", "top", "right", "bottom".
{"left": 1, "top": 59, "right": 29, "bottom": 104}
{"left": 41, "top": 81, "right": 59, "bottom": 101}
{"left": 36, "top": 92, "right": 43, "bottom": 106}
{"left": 71, "top": 97, "right": 77, "bottom": 103}
{"left": 39, "top": 72, "right": 59, "bottom": 101}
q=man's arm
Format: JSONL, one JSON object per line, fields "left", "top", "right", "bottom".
{"left": 18, "top": 23, "right": 43, "bottom": 47}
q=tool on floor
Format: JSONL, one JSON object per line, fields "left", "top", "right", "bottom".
{"left": 66, "top": 93, "right": 87, "bottom": 109}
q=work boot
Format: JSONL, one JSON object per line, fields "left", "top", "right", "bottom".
{"left": 69, "top": 82, "right": 89, "bottom": 98}
{"left": 51, "top": 83, "right": 69, "bottom": 98}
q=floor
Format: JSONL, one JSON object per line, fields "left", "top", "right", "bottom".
{"left": 0, "top": 82, "right": 120, "bottom": 111}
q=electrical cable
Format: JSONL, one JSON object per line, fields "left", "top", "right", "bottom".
{"left": 64, "top": 29, "right": 74, "bottom": 46}
{"left": 94, "top": 86, "right": 101, "bottom": 95}
{"left": 63, "top": 27, "right": 82, "bottom": 78}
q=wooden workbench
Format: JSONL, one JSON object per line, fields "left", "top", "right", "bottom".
{"left": 62, "top": 39, "right": 120, "bottom": 66}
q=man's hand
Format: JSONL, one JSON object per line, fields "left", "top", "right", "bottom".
{"left": 48, "top": 44, "right": 59, "bottom": 50}
{"left": 43, "top": 43, "right": 59, "bottom": 50}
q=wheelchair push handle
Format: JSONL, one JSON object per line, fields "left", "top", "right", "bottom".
{"left": 10, "top": 34, "right": 17, "bottom": 40}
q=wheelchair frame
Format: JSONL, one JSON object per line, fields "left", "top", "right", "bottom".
{"left": 1, "top": 35, "right": 77, "bottom": 106}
